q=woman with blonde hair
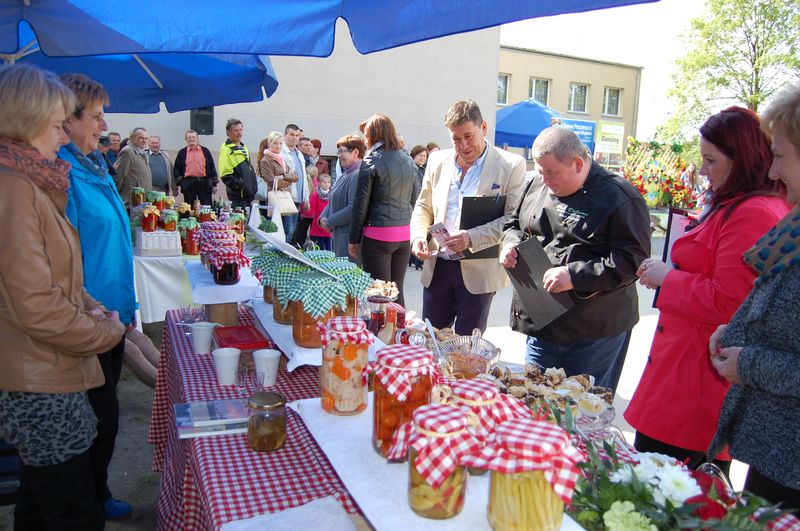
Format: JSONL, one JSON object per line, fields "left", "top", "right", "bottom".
{"left": 0, "top": 64, "right": 124, "bottom": 529}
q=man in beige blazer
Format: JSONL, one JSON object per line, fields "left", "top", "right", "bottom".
{"left": 410, "top": 100, "right": 526, "bottom": 334}
{"left": 115, "top": 127, "right": 152, "bottom": 207}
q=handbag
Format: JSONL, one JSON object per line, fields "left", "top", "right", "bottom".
{"left": 267, "top": 178, "right": 298, "bottom": 215}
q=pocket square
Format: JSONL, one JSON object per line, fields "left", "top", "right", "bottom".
{"left": 491, "top": 182, "right": 501, "bottom": 189}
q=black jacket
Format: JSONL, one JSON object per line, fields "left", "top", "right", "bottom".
{"left": 349, "top": 146, "right": 421, "bottom": 244}
{"left": 173, "top": 145, "right": 218, "bottom": 185}
{"left": 502, "top": 162, "right": 650, "bottom": 342}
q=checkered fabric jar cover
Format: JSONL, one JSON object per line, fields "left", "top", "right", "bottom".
{"left": 317, "top": 316, "right": 373, "bottom": 349}
{"left": 318, "top": 259, "right": 373, "bottom": 299}
{"left": 461, "top": 418, "right": 581, "bottom": 504}
{"left": 303, "top": 249, "right": 337, "bottom": 264}
{"left": 207, "top": 247, "right": 250, "bottom": 269}
{"left": 250, "top": 250, "right": 283, "bottom": 285}
{"left": 386, "top": 404, "right": 482, "bottom": 489}
{"left": 445, "top": 379, "right": 532, "bottom": 435}
{"left": 200, "top": 221, "right": 229, "bottom": 232}
{"left": 283, "top": 272, "right": 347, "bottom": 319}
{"left": 269, "top": 258, "right": 311, "bottom": 301}
{"left": 369, "top": 345, "right": 441, "bottom": 402}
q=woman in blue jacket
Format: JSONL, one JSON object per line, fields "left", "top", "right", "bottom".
{"left": 59, "top": 73, "right": 136, "bottom": 520}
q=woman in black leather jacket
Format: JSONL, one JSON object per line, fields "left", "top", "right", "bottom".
{"left": 349, "top": 114, "right": 420, "bottom": 306}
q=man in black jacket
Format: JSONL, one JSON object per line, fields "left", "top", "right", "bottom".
{"left": 500, "top": 126, "right": 650, "bottom": 391}
{"left": 173, "top": 130, "right": 218, "bottom": 206}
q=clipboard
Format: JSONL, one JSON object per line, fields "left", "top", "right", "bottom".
{"left": 505, "top": 237, "right": 574, "bottom": 331}
{"left": 459, "top": 195, "right": 506, "bottom": 260}
{"left": 652, "top": 207, "right": 694, "bottom": 307}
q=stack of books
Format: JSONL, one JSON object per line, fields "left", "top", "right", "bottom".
{"left": 174, "top": 399, "right": 249, "bottom": 439}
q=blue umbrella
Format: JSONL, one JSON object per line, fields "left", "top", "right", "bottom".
{"left": 495, "top": 98, "right": 562, "bottom": 149}
{"left": 1, "top": 0, "right": 659, "bottom": 57}
{"left": 0, "top": 21, "right": 279, "bottom": 113}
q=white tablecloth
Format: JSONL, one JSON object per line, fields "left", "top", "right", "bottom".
{"left": 250, "top": 298, "right": 383, "bottom": 372}
{"left": 133, "top": 254, "right": 192, "bottom": 323}
{"left": 185, "top": 261, "right": 261, "bottom": 305}
{"left": 291, "top": 396, "right": 582, "bottom": 531}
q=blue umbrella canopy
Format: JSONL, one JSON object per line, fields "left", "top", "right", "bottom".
{"left": 0, "top": 21, "right": 279, "bottom": 113}
{"left": 1, "top": 0, "right": 659, "bottom": 57}
{"left": 495, "top": 98, "right": 562, "bottom": 149}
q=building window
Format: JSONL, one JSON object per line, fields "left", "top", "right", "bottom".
{"left": 568, "top": 82, "right": 588, "bottom": 113}
{"left": 529, "top": 78, "right": 549, "bottom": 105}
{"left": 497, "top": 74, "right": 510, "bottom": 105}
{"left": 603, "top": 87, "right": 622, "bottom": 116}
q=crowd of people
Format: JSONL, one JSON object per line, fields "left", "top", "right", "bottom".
{"left": 0, "top": 61, "right": 799, "bottom": 529}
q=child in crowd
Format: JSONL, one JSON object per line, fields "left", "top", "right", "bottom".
{"left": 308, "top": 173, "right": 332, "bottom": 250}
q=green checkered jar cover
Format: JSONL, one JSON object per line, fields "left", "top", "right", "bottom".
{"left": 251, "top": 249, "right": 283, "bottom": 285}
{"left": 303, "top": 249, "right": 336, "bottom": 264}
{"left": 319, "top": 259, "right": 374, "bottom": 299}
{"left": 272, "top": 259, "right": 311, "bottom": 304}
{"left": 284, "top": 272, "right": 348, "bottom": 319}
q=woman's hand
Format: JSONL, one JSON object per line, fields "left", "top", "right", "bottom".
{"left": 637, "top": 258, "right": 672, "bottom": 289}
{"left": 348, "top": 243, "right": 360, "bottom": 260}
{"left": 709, "top": 324, "right": 728, "bottom": 355}
{"left": 500, "top": 245, "right": 518, "bottom": 269}
{"left": 711, "top": 346, "right": 743, "bottom": 384}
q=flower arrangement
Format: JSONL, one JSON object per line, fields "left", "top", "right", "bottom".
{"left": 623, "top": 137, "right": 697, "bottom": 209}
{"left": 569, "top": 441, "right": 791, "bottom": 531}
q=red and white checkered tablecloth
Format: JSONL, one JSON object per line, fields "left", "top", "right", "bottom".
{"left": 148, "top": 307, "right": 358, "bottom": 530}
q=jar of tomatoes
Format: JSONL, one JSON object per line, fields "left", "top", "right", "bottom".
{"left": 318, "top": 316, "right": 373, "bottom": 415}
{"left": 371, "top": 345, "right": 441, "bottom": 459}
{"left": 287, "top": 272, "right": 347, "bottom": 348}
{"left": 146, "top": 190, "right": 166, "bottom": 211}
{"left": 177, "top": 202, "right": 193, "bottom": 220}
{"left": 461, "top": 418, "right": 581, "bottom": 531}
{"left": 141, "top": 204, "right": 159, "bottom": 232}
{"left": 161, "top": 209, "right": 178, "bottom": 231}
{"left": 178, "top": 217, "right": 201, "bottom": 255}
{"left": 198, "top": 206, "right": 215, "bottom": 223}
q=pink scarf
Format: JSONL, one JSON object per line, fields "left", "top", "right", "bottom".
{"left": 264, "top": 148, "right": 286, "bottom": 173}
{"left": 0, "top": 137, "right": 71, "bottom": 191}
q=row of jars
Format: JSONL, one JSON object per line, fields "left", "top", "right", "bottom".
{"left": 198, "top": 221, "right": 249, "bottom": 285}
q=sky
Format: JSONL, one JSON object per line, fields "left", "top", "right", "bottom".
{"left": 500, "top": 0, "right": 707, "bottom": 140}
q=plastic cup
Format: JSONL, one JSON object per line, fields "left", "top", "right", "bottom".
{"left": 253, "top": 349, "right": 282, "bottom": 387}
{"left": 190, "top": 322, "right": 218, "bottom": 354}
{"left": 212, "top": 347, "right": 241, "bottom": 386}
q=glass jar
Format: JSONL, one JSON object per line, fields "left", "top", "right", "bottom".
{"left": 488, "top": 470, "right": 563, "bottom": 531}
{"left": 198, "top": 207, "right": 214, "bottom": 223}
{"left": 247, "top": 391, "right": 287, "bottom": 452}
{"left": 263, "top": 285, "right": 274, "bottom": 304}
{"left": 336, "top": 294, "right": 359, "bottom": 317}
{"left": 377, "top": 305, "right": 398, "bottom": 345}
{"left": 177, "top": 203, "right": 193, "bottom": 219}
{"left": 272, "top": 289, "right": 293, "bottom": 325}
{"left": 319, "top": 317, "right": 371, "bottom": 415}
{"left": 182, "top": 228, "right": 199, "bottom": 255}
{"left": 141, "top": 212, "right": 158, "bottom": 232}
{"left": 211, "top": 262, "right": 240, "bottom": 285}
{"left": 161, "top": 210, "right": 178, "bottom": 231}
{"left": 408, "top": 448, "right": 466, "bottom": 519}
{"left": 292, "top": 300, "right": 336, "bottom": 348}
{"left": 131, "top": 187, "right": 145, "bottom": 207}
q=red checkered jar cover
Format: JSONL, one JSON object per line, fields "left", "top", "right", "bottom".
{"left": 388, "top": 404, "right": 482, "bottom": 489}
{"left": 446, "top": 378, "right": 532, "bottom": 435}
{"left": 318, "top": 316, "right": 373, "bottom": 349}
{"left": 370, "top": 345, "right": 441, "bottom": 402}
{"left": 208, "top": 247, "right": 250, "bottom": 269}
{"left": 200, "top": 221, "right": 229, "bottom": 231}
{"left": 461, "top": 418, "right": 581, "bottom": 503}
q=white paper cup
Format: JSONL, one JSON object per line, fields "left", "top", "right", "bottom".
{"left": 253, "top": 349, "right": 282, "bottom": 387}
{"left": 212, "top": 347, "right": 241, "bottom": 386}
{"left": 190, "top": 322, "right": 218, "bottom": 354}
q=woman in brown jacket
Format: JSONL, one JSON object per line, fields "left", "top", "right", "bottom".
{"left": 257, "top": 131, "right": 297, "bottom": 192}
{"left": 0, "top": 65, "right": 125, "bottom": 530}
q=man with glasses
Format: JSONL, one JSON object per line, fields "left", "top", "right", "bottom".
{"left": 500, "top": 126, "right": 650, "bottom": 391}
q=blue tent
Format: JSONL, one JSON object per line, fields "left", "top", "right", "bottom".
{"left": 495, "top": 99, "right": 562, "bottom": 149}
{"left": 1, "top": 1, "right": 659, "bottom": 57}
{"left": 0, "top": 21, "right": 279, "bottom": 113}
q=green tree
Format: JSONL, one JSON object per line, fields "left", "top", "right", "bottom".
{"left": 660, "top": 0, "right": 800, "bottom": 142}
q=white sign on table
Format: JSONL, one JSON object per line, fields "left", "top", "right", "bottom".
{"left": 291, "top": 395, "right": 583, "bottom": 531}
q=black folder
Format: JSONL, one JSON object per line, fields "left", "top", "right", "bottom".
{"left": 505, "top": 237, "right": 574, "bottom": 331}
{"left": 459, "top": 195, "right": 506, "bottom": 260}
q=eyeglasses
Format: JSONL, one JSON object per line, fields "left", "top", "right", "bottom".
{"left": 337, "top": 147, "right": 352, "bottom": 154}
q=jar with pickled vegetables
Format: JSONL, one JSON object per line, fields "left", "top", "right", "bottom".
{"left": 461, "top": 418, "right": 581, "bottom": 531}
{"left": 161, "top": 209, "right": 178, "bottom": 231}
{"left": 269, "top": 260, "right": 312, "bottom": 325}
{"left": 227, "top": 212, "right": 247, "bottom": 234}
{"left": 141, "top": 204, "right": 159, "bottom": 232}
{"left": 386, "top": 404, "right": 480, "bottom": 519}
{"left": 318, "top": 259, "right": 372, "bottom": 317}
{"left": 370, "top": 345, "right": 441, "bottom": 459}
{"left": 146, "top": 190, "right": 167, "bottom": 211}
{"left": 262, "top": 285, "right": 274, "bottom": 304}
{"left": 272, "top": 293, "right": 293, "bottom": 325}
{"left": 286, "top": 272, "right": 347, "bottom": 348}
{"left": 318, "top": 316, "right": 373, "bottom": 415}
{"left": 247, "top": 391, "right": 287, "bottom": 452}
{"left": 131, "top": 187, "right": 146, "bottom": 207}
{"left": 250, "top": 250, "right": 282, "bottom": 298}
{"left": 198, "top": 206, "right": 215, "bottom": 223}
{"left": 446, "top": 378, "right": 532, "bottom": 436}
{"left": 178, "top": 217, "right": 201, "bottom": 255}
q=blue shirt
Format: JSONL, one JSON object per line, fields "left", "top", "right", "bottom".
{"left": 444, "top": 143, "right": 489, "bottom": 235}
{"left": 290, "top": 148, "right": 305, "bottom": 203}
{"left": 61, "top": 144, "right": 136, "bottom": 325}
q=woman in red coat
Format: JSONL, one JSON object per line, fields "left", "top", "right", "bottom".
{"left": 625, "top": 107, "right": 789, "bottom": 472}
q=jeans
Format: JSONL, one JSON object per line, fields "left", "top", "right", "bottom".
{"left": 525, "top": 331, "right": 631, "bottom": 391}
{"left": 282, "top": 213, "right": 298, "bottom": 244}
{"left": 311, "top": 236, "right": 331, "bottom": 251}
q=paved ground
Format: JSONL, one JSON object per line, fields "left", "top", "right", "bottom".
{"left": 0, "top": 231, "right": 747, "bottom": 530}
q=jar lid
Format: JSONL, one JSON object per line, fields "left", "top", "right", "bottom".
{"left": 376, "top": 345, "right": 432, "bottom": 369}
{"left": 303, "top": 249, "right": 336, "bottom": 264}
{"left": 248, "top": 391, "right": 286, "bottom": 410}
{"left": 201, "top": 221, "right": 229, "bottom": 231}
{"left": 449, "top": 378, "right": 498, "bottom": 404}
{"left": 412, "top": 403, "right": 467, "bottom": 435}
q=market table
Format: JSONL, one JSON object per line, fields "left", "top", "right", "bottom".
{"left": 133, "top": 254, "right": 192, "bottom": 324}
{"left": 149, "top": 307, "right": 358, "bottom": 530}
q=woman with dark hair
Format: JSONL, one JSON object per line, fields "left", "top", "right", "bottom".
{"left": 320, "top": 134, "right": 367, "bottom": 259}
{"left": 349, "top": 114, "right": 420, "bottom": 305}
{"left": 310, "top": 138, "right": 329, "bottom": 177}
{"left": 625, "top": 107, "right": 790, "bottom": 471}
{"left": 410, "top": 144, "right": 428, "bottom": 183}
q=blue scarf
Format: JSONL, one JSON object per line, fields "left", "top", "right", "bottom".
{"left": 64, "top": 142, "right": 108, "bottom": 178}
{"left": 744, "top": 206, "right": 800, "bottom": 286}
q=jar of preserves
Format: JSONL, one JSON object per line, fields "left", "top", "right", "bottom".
{"left": 371, "top": 345, "right": 441, "bottom": 459}
{"left": 446, "top": 378, "right": 532, "bottom": 437}
{"left": 161, "top": 209, "right": 178, "bottom": 231}
{"left": 165, "top": 195, "right": 176, "bottom": 209}
{"left": 178, "top": 217, "right": 201, "bottom": 255}
{"left": 247, "top": 391, "right": 287, "bottom": 452}
{"left": 385, "top": 404, "right": 480, "bottom": 519}
{"left": 287, "top": 273, "right": 347, "bottom": 348}
{"left": 319, "top": 316, "right": 373, "bottom": 415}
{"left": 141, "top": 204, "right": 159, "bottom": 232}
{"left": 131, "top": 187, "right": 146, "bottom": 207}
{"left": 272, "top": 293, "right": 293, "bottom": 324}
{"left": 198, "top": 206, "right": 215, "bottom": 223}
{"left": 177, "top": 202, "right": 193, "bottom": 219}
{"left": 319, "top": 259, "right": 371, "bottom": 317}
{"left": 263, "top": 285, "right": 274, "bottom": 304}
{"left": 147, "top": 190, "right": 167, "bottom": 211}
{"left": 269, "top": 260, "right": 311, "bottom": 325}
{"left": 208, "top": 247, "right": 249, "bottom": 286}
{"left": 461, "top": 418, "right": 581, "bottom": 531}
{"left": 292, "top": 301, "right": 337, "bottom": 348}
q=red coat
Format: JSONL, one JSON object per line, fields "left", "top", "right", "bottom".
{"left": 307, "top": 189, "right": 331, "bottom": 237}
{"left": 624, "top": 195, "right": 789, "bottom": 457}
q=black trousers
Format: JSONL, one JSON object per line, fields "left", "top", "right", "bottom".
{"left": 745, "top": 466, "right": 800, "bottom": 514}
{"left": 421, "top": 258, "right": 495, "bottom": 335}
{"left": 179, "top": 177, "right": 213, "bottom": 206}
{"left": 633, "top": 431, "right": 731, "bottom": 475}
{"left": 291, "top": 216, "right": 312, "bottom": 247}
{"left": 14, "top": 450, "right": 105, "bottom": 531}
{"left": 87, "top": 337, "right": 125, "bottom": 504}
{"left": 360, "top": 237, "right": 411, "bottom": 308}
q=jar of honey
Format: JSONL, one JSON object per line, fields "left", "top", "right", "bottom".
{"left": 371, "top": 345, "right": 440, "bottom": 459}
{"left": 319, "top": 316, "right": 372, "bottom": 415}
{"left": 247, "top": 391, "right": 287, "bottom": 452}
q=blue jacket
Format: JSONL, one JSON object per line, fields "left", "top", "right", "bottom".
{"left": 60, "top": 144, "right": 136, "bottom": 325}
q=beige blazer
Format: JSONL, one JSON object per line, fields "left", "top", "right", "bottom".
{"left": 410, "top": 144, "right": 526, "bottom": 294}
